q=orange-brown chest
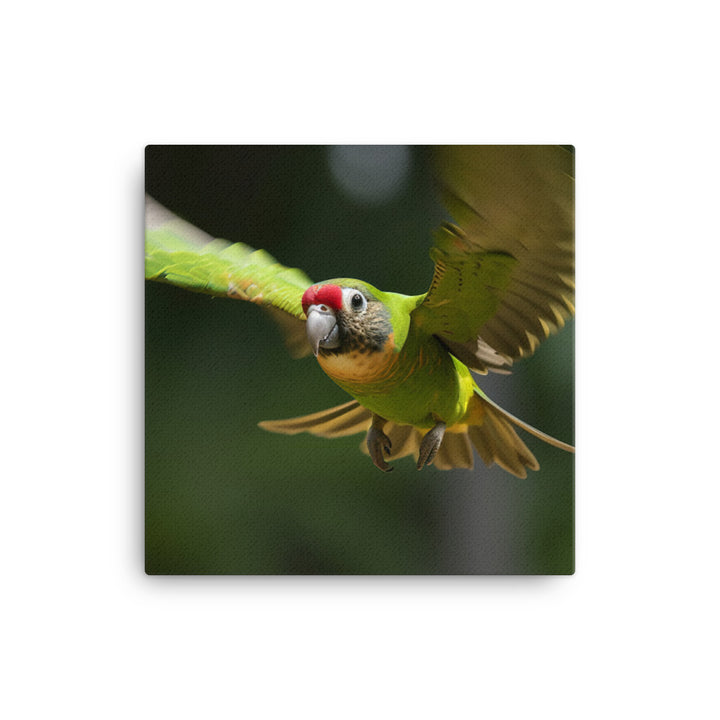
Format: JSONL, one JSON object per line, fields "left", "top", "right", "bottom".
{"left": 317, "top": 333, "right": 399, "bottom": 387}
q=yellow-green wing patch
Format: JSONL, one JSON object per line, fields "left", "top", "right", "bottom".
{"left": 413, "top": 146, "right": 574, "bottom": 367}
{"left": 145, "top": 195, "right": 313, "bottom": 355}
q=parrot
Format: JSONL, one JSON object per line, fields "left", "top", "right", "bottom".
{"left": 145, "top": 145, "right": 574, "bottom": 477}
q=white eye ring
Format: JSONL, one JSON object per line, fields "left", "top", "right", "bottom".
{"left": 342, "top": 287, "right": 368, "bottom": 313}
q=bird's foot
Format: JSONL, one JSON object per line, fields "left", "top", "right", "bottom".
{"left": 417, "top": 421, "right": 446, "bottom": 470}
{"left": 367, "top": 415, "right": 393, "bottom": 472}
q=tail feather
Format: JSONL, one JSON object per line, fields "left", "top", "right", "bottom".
{"left": 259, "top": 400, "right": 372, "bottom": 438}
{"left": 359, "top": 423, "right": 475, "bottom": 470}
{"left": 479, "top": 392, "right": 575, "bottom": 453}
{"left": 466, "top": 389, "right": 572, "bottom": 477}
{"left": 467, "top": 425, "right": 494, "bottom": 467}
{"left": 385, "top": 424, "right": 417, "bottom": 460}
{"left": 434, "top": 430, "right": 474, "bottom": 470}
{"left": 259, "top": 392, "right": 572, "bottom": 475}
{"left": 470, "top": 407, "right": 538, "bottom": 478}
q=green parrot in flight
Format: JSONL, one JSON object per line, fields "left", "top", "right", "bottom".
{"left": 145, "top": 145, "right": 574, "bottom": 476}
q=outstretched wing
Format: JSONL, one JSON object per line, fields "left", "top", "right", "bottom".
{"left": 411, "top": 145, "right": 574, "bottom": 372}
{"left": 145, "top": 195, "right": 313, "bottom": 357}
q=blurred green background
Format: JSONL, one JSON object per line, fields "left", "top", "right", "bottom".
{"left": 145, "top": 146, "right": 574, "bottom": 574}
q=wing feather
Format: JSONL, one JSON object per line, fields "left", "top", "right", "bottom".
{"left": 145, "top": 195, "right": 313, "bottom": 357}
{"left": 412, "top": 146, "right": 574, "bottom": 364}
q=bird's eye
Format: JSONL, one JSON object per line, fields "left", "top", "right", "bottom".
{"left": 351, "top": 293, "right": 366, "bottom": 312}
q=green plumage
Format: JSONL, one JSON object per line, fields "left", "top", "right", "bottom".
{"left": 145, "top": 145, "right": 574, "bottom": 474}
{"left": 146, "top": 227, "right": 311, "bottom": 318}
{"left": 145, "top": 196, "right": 311, "bottom": 317}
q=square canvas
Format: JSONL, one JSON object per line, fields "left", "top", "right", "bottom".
{"left": 145, "top": 145, "right": 574, "bottom": 574}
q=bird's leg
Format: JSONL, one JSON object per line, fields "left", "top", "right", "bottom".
{"left": 366, "top": 414, "right": 393, "bottom": 472}
{"left": 417, "top": 420, "right": 446, "bottom": 470}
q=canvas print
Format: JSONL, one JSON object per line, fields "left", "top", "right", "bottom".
{"left": 145, "top": 145, "right": 575, "bottom": 574}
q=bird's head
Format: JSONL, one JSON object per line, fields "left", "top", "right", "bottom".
{"left": 301, "top": 281, "right": 393, "bottom": 357}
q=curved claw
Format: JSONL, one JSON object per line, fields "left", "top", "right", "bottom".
{"left": 417, "top": 421, "right": 446, "bottom": 470}
{"left": 367, "top": 416, "right": 393, "bottom": 472}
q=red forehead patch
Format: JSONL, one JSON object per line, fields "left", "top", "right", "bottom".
{"left": 301, "top": 284, "right": 343, "bottom": 315}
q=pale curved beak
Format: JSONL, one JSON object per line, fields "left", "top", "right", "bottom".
{"left": 305, "top": 304, "right": 340, "bottom": 356}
